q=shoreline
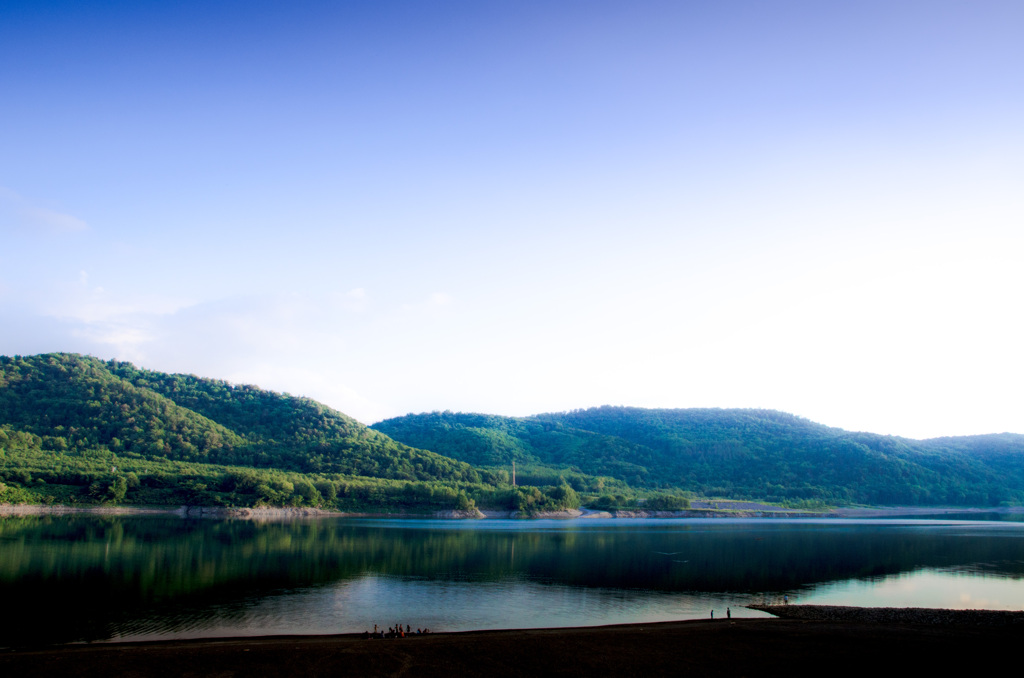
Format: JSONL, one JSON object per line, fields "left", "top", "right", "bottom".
{"left": 3, "top": 609, "right": 1020, "bottom": 676}
{"left": 750, "top": 603, "right": 1024, "bottom": 625}
{"left": 0, "top": 503, "right": 835, "bottom": 520}
{"left": 3, "top": 502, "right": 1022, "bottom": 520}
{"left": 830, "top": 505, "right": 1024, "bottom": 517}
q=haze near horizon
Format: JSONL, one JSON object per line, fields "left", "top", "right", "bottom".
{"left": 2, "top": 1, "right": 1022, "bottom": 439}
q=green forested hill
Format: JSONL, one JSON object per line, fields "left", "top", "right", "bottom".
{"left": 369, "top": 411, "right": 656, "bottom": 485}
{"left": 373, "top": 407, "right": 1024, "bottom": 506}
{"left": 5, "top": 353, "right": 1024, "bottom": 509}
{"left": 0, "top": 354, "right": 584, "bottom": 512}
{"left": 0, "top": 353, "right": 479, "bottom": 483}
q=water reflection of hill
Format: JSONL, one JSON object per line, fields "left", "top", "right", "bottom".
{"left": 2, "top": 517, "right": 1023, "bottom": 645}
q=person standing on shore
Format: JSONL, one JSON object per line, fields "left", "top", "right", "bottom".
{"left": 727, "top": 608, "right": 731, "bottom": 619}
{"left": 711, "top": 610, "right": 714, "bottom": 619}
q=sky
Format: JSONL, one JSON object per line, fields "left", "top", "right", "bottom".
{"left": 2, "top": 0, "right": 1022, "bottom": 439}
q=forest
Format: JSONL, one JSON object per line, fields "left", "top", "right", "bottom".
{"left": 0, "top": 354, "right": 600, "bottom": 513}
{"left": 373, "top": 407, "right": 1024, "bottom": 506}
{"left": 3, "top": 353, "right": 1024, "bottom": 511}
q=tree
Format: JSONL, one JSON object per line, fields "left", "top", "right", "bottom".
{"left": 455, "top": 491, "right": 475, "bottom": 511}
{"left": 107, "top": 475, "right": 128, "bottom": 502}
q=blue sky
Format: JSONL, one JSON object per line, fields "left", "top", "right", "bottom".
{"left": 2, "top": 1, "right": 1022, "bottom": 438}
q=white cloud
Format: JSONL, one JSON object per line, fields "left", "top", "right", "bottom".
{"left": 332, "top": 287, "right": 369, "bottom": 312}
{"left": 0, "top": 187, "right": 89, "bottom": 234}
{"left": 428, "top": 292, "right": 453, "bottom": 306}
{"left": 224, "top": 364, "right": 391, "bottom": 424}
{"left": 21, "top": 206, "right": 88, "bottom": 233}
{"left": 70, "top": 324, "right": 153, "bottom": 362}
{"left": 39, "top": 291, "right": 394, "bottom": 423}
{"left": 400, "top": 291, "right": 455, "bottom": 315}
{"left": 39, "top": 270, "right": 191, "bottom": 325}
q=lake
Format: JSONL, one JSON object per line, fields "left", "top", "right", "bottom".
{"left": 2, "top": 515, "right": 1024, "bottom": 646}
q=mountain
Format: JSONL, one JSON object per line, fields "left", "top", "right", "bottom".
{"left": 373, "top": 407, "right": 1024, "bottom": 505}
{"left": 0, "top": 353, "right": 479, "bottom": 484}
{"left": 5, "top": 353, "right": 1024, "bottom": 509}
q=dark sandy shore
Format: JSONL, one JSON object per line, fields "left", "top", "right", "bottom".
{"left": 3, "top": 607, "right": 1018, "bottom": 677}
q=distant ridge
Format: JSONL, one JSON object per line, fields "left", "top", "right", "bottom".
{"left": 373, "top": 407, "right": 1024, "bottom": 505}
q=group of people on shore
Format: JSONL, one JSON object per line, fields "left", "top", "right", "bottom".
{"left": 363, "top": 623, "right": 431, "bottom": 639}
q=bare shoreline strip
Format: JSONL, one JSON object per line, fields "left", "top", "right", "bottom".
{"left": 3, "top": 611, "right": 1020, "bottom": 677}
{"left": 4, "top": 502, "right": 1023, "bottom": 521}
{"left": 0, "top": 503, "right": 830, "bottom": 519}
{"left": 750, "top": 604, "right": 1024, "bottom": 626}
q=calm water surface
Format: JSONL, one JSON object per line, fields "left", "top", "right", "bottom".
{"left": 2, "top": 515, "right": 1023, "bottom": 646}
